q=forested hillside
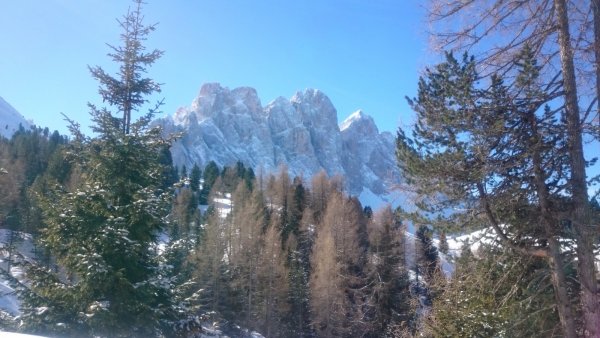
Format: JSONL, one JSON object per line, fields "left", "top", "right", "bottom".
{"left": 0, "top": 121, "right": 565, "bottom": 337}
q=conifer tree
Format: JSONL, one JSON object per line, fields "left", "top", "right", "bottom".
{"left": 0, "top": 148, "right": 25, "bottom": 275}
{"left": 310, "top": 171, "right": 331, "bottom": 224}
{"left": 427, "top": 2, "right": 600, "bottom": 334}
{"left": 310, "top": 223, "right": 346, "bottom": 338}
{"left": 192, "top": 206, "right": 228, "bottom": 314}
{"left": 189, "top": 163, "right": 201, "bottom": 192}
{"left": 397, "top": 49, "right": 581, "bottom": 336}
{"left": 0, "top": 144, "right": 24, "bottom": 228}
{"left": 425, "top": 245, "right": 559, "bottom": 337}
{"left": 243, "top": 166, "right": 256, "bottom": 191}
{"left": 88, "top": 0, "right": 163, "bottom": 135}
{"left": 229, "top": 181, "right": 266, "bottom": 330}
{"left": 257, "top": 222, "right": 289, "bottom": 337}
{"left": 415, "top": 226, "right": 440, "bottom": 285}
{"left": 180, "top": 164, "right": 187, "bottom": 179}
{"left": 158, "top": 146, "right": 178, "bottom": 190}
{"left": 199, "top": 161, "right": 219, "bottom": 204}
{"left": 284, "top": 179, "right": 313, "bottom": 338}
{"left": 367, "top": 206, "right": 413, "bottom": 336}
{"left": 273, "top": 167, "right": 291, "bottom": 245}
{"left": 310, "top": 191, "right": 365, "bottom": 337}
{"left": 20, "top": 1, "right": 181, "bottom": 336}
{"left": 170, "top": 187, "right": 199, "bottom": 240}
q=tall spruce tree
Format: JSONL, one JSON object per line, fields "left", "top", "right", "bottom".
{"left": 284, "top": 179, "right": 312, "bottom": 338}
{"left": 88, "top": 0, "right": 163, "bottom": 135}
{"left": 199, "top": 161, "right": 219, "bottom": 205}
{"left": 20, "top": 1, "right": 181, "bottom": 337}
{"left": 189, "top": 163, "right": 202, "bottom": 192}
{"left": 415, "top": 225, "right": 440, "bottom": 286}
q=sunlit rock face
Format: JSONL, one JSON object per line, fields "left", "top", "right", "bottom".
{"left": 157, "top": 83, "right": 402, "bottom": 207}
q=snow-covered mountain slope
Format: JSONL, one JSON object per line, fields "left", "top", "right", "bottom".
{"left": 157, "top": 83, "right": 403, "bottom": 207}
{"left": 0, "top": 229, "right": 38, "bottom": 317}
{"left": 0, "top": 97, "right": 30, "bottom": 139}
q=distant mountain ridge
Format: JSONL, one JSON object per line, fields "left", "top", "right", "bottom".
{"left": 0, "top": 96, "right": 30, "bottom": 139}
{"left": 157, "top": 83, "right": 402, "bottom": 207}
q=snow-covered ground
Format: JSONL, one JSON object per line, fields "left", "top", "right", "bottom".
{"left": 0, "top": 333, "right": 48, "bottom": 338}
{"left": 443, "top": 227, "right": 497, "bottom": 257}
{"left": 198, "top": 193, "right": 232, "bottom": 220}
{"left": 199, "top": 321, "right": 265, "bottom": 338}
{"left": 213, "top": 193, "right": 232, "bottom": 218}
{"left": 0, "top": 279, "right": 20, "bottom": 317}
{"left": 404, "top": 226, "right": 498, "bottom": 278}
{"left": 0, "top": 229, "right": 39, "bottom": 316}
{"left": 438, "top": 228, "right": 496, "bottom": 276}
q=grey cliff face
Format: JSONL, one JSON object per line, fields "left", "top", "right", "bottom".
{"left": 158, "top": 83, "right": 401, "bottom": 206}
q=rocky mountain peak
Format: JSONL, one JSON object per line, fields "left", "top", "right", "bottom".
{"left": 159, "top": 84, "right": 401, "bottom": 207}
{"left": 231, "top": 86, "right": 263, "bottom": 117}
{"left": 340, "top": 109, "right": 379, "bottom": 136}
{"left": 291, "top": 88, "right": 338, "bottom": 132}
{"left": 190, "top": 83, "right": 264, "bottom": 122}
{"left": 198, "top": 82, "right": 225, "bottom": 96}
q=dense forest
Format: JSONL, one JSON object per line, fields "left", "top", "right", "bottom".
{"left": 0, "top": 122, "right": 425, "bottom": 338}
{"left": 1, "top": 0, "right": 600, "bottom": 337}
{"left": 0, "top": 124, "right": 565, "bottom": 338}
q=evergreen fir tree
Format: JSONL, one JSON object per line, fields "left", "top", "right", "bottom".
{"left": 180, "top": 164, "right": 187, "bottom": 179}
{"left": 158, "top": 145, "right": 178, "bottom": 190}
{"left": 243, "top": 167, "right": 256, "bottom": 191}
{"left": 416, "top": 225, "right": 440, "bottom": 284}
{"left": 234, "top": 160, "right": 246, "bottom": 179}
{"left": 88, "top": 0, "right": 163, "bottom": 135}
{"left": 284, "top": 179, "right": 313, "bottom": 338}
{"left": 20, "top": 1, "right": 183, "bottom": 336}
{"left": 199, "top": 161, "right": 219, "bottom": 204}
{"left": 189, "top": 163, "right": 201, "bottom": 192}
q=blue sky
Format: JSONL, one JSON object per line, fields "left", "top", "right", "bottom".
{"left": 0, "top": 0, "right": 430, "bottom": 135}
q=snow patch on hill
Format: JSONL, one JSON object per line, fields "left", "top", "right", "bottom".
{"left": 213, "top": 193, "right": 232, "bottom": 218}
{"left": 0, "top": 229, "right": 38, "bottom": 316}
{"left": 0, "top": 97, "right": 31, "bottom": 139}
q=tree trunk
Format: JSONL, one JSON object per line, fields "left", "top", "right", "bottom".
{"left": 554, "top": 0, "right": 600, "bottom": 336}
{"left": 528, "top": 107, "right": 578, "bottom": 338}
{"left": 593, "top": 0, "right": 600, "bottom": 130}
{"left": 549, "top": 237, "right": 578, "bottom": 338}
{"left": 7, "top": 230, "right": 14, "bottom": 274}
